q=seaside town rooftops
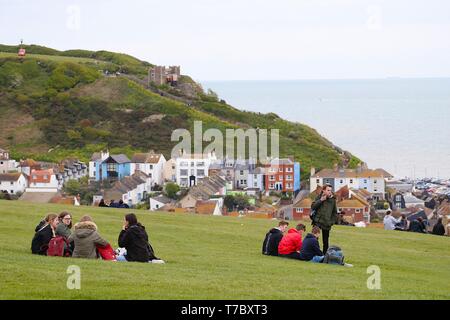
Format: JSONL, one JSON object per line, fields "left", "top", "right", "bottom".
{"left": 312, "top": 168, "right": 384, "bottom": 179}
{"left": 0, "top": 172, "right": 23, "bottom": 182}
{"left": 338, "top": 199, "right": 367, "bottom": 208}
{"left": 102, "top": 154, "right": 131, "bottom": 164}
{"left": 151, "top": 195, "right": 173, "bottom": 205}
{"left": 19, "top": 159, "right": 39, "bottom": 168}
{"left": 131, "top": 152, "right": 162, "bottom": 164}
{"left": 293, "top": 197, "right": 313, "bottom": 208}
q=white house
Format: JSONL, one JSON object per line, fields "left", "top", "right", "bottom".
{"left": 163, "top": 158, "right": 177, "bottom": 182}
{"left": 149, "top": 195, "right": 173, "bottom": 211}
{"left": 310, "top": 165, "right": 388, "bottom": 201}
{"left": 0, "top": 149, "right": 18, "bottom": 174}
{"left": 103, "top": 172, "right": 151, "bottom": 207}
{"left": 0, "top": 172, "right": 28, "bottom": 195}
{"left": 26, "top": 169, "right": 59, "bottom": 192}
{"left": 130, "top": 151, "right": 166, "bottom": 187}
{"left": 247, "top": 167, "right": 265, "bottom": 191}
{"left": 176, "top": 152, "right": 216, "bottom": 188}
{"left": 89, "top": 150, "right": 110, "bottom": 180}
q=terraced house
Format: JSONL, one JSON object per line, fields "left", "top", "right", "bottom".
{"left": 264, "top": 158, "right": 301, "bottom": 195}
{"left": 130, "top": 151, "right": 166, "bottom": 187}
{"left": 310, "top": 164, "right": 391, "bottom": 201}
{"left": 89, "top": 151, "right": 131, "bottom": 182}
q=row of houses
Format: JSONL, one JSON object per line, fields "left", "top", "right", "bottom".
{"left": 0, "top": 149, "right": 88, "bottom": 195}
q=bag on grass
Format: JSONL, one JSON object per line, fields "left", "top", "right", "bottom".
{"left": 96, "top": 243, "right": 117, "bottom": 261}
{"left": 47, "top": 236, "right": 71, "bottom": 257}
{"left": 323, "top": 246, "right": 345, "bottom": 265}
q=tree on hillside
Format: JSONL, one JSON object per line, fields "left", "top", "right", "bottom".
{"left": 164, "top": 182, "right": 180, "bottom": 199}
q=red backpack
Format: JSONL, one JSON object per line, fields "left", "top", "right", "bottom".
{"left": 96, "top": 243, "right": 116, "bottom": 261}
{"left": 47, "top": 236, "right": 71, "bottom": 257}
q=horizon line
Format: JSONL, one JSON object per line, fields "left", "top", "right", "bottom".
{"left": 199, "top": 76, "right": 450, "bottom": 82}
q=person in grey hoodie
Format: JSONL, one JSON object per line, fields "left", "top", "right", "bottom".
{"left": 68, "top": 215, "right": 108, "bottom": 259}
{"left": 55, "top": 211, "right": 72, "bottom": 238}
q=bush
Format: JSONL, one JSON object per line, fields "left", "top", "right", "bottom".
{"left": 164, "top": 182, "right": 180, "bottom": 200}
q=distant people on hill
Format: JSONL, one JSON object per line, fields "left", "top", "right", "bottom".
{"left": 98, "top": 199, "right": 109, "bottom": 207}
{"left": 117, "top": 213, "right": 163, "bottom": 263}
{"left": 311, "top": 184, "right": 338, "bottom": 254}
{"left": 55, "top": 211, "right": 72, "bottom": 238}
{"left": 31, "top": 213, "right": 59, "bottom": 255}
{"left": 278, "top": 223, "right": 306, "bottom": 260}
{"left": 432, "top": 218, "right": 446, "bottom": 236}
{"left": 68, "top": 215, "right": 108, "bottom": 259}
{"left": 337, "top": 212, "right": 355, "bottom": 226}
{"left": 394, "top": 214, "right": 410, "bottom": 231}
{"left": 409, "top": 217, "right": 427, "bottom": 234}
{"left": 299, "top": 226, "right": 324, "bottom": 263}
{"left": 383, "top": 210, "right": 400, "bottom": 230}
{"left": 109, "top": 200, "right": 118, "bottom": 208}
{"left": 118, "top": 199, "right": 129, "bottom": 209}
{"left": 262, "top": 220, "right": 289, "bottom": 256}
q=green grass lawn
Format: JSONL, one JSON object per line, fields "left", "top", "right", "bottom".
{"left": 0, "top": 200, "right": 449, "bottom": 300}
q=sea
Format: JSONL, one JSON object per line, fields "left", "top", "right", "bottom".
{"left": 201, "top": 78, "right": 450, "bottom": 179}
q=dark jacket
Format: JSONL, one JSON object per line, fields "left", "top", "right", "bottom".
{"left": 432, "top": 222, "right": 446, "bottom": 236}
{"left": 35, "top": 220, "right": 47, "bottom": 232}
{"left": 118, "top": 224, "right": 157, "bottom": 262}
{"left": 409, "top": 220, "right": 427, "bottom": 233}
{"left": 31, "top": 224, "right": 55, "bottom": 255}
{"left": 55, "top": 223, "right": 71, "bottom": 238}
{"left": 68, "top": 221, "right": 108, "bottom": 259}
{"left": 311, "top": 195, "right": 338, "bottom": 230}
{"left": 262, "top": 228, "right": 284, "bottom": 256}
{"left": 299, "top": 233, "right": 323, "bottom": 261}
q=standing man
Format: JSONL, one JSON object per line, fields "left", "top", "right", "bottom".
{"left": 311, "top": 184, "right": 338, "bottom": 254}
{"left": 262, "top": 221, "right": 289, "bottom": 256}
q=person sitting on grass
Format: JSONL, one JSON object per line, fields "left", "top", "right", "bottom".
{"left": 117, "top": 213, "right": 163, "bottom": 263}
{"left": 383, "top": 210, "right": 400, "bottom": 231}
{"left": 394, "top": 214, "right": 409, "bottom": 231}
{"left": 98, "top": 199, "right": 109, "bottom": 207}
{"left": 409, "top": 217, "right": 427, "bottom": 234}
{"left": 277, "top": 223, "right": 306, "bottom": 260}
{"left": 118, "top": 199, "right": 130, "bottom": 209}
{"left": 31, "top": 213, "right": 59, "bottom": 255}
{"left": 68, "top": 215, "right": 108, "bottom": 259}
{"left": 337, "top": 212, "right": 355, "bottom": 226}
{"left": 432, "top": 218, "right": 446, "bottom": 236}
{"left": 262, "top": 220, "right": 289, "bottom": 256}
{"left": 299, "top": 226, "right": 324, "bottom": 263}
{"left": 55, "top": 211, "right": 72, "bottom": 238}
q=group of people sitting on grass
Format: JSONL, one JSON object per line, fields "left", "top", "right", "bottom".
{"left": 31, "top": 212, "right": 164, "bottom": 263}
{"left": 262, "top": 221, "right": 340, "bottom": 264}
{"left": 383, "top": 210, "right": 447, "bottom": 235}
{"left": 98, "top": 199, "right": 129, "bottom": 209}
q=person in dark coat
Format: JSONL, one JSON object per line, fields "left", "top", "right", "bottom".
{"left": 409, "top": 217, "right": 427, "bottom": 233}
{"left": 118, "top": 199, "right": 129, "bottom": 209}
{"left": 98, "top": 199, "right": 109, "bottom": 207}
{"left": 262, "top": 220, "right": 289, "bottom": 256}
{"left": 299, "top": 226, "right": 324, "bottom": 263}
{"left": 311, "top": 184, "right": 338, "bottom": 254}
{"left": 31, "top": 213, "right": 59, "bottom": 255}
{"left": 432, "top": 218, "right": 446, "bottom": 236}
{"left": 109, "top": 200, "right": 118, "bottom": 208}
{"left": 117, "top": 213, "right": 161, "bottom": 262}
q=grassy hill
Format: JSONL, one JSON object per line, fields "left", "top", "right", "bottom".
{"left": 0, "top": 43, "right": 360, "bottom": 175}
{"left": 0, "top": 200, "right": 449, "bottom": 299}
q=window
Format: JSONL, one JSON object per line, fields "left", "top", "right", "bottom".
{"left": 269, "top": 175, "right": 275, "bottom": 181}
{"left": 180, "top": 169, "right": 188, "bottom": 176}
{"left": 316, "top": 179, "right": 320, "bottom": 184}
{"left": 340, "top": 179, "right": 344, "bottom": 184}
{"left": 356, "top": 209, "right": 361, "bottom": 213}
{"left": 240, "top": 170, "right": 244, "bottom": 175}
{"left": 269, "top": 183, "right": 274, "bottom": 189}
{"left": 190, "top": 169, "right": 195, "bottom": 175}
{"left": 286, "top": 175, "right": 292, "bottom": 181}
{"left": 279, "top": 168, "right": 283, "bottom": 172}
{"left": 197, "top": 169, "right": 205, "bottom": 177}
{"left": 286, "top": 183, "right": 292, "bottom": 189}
{"left": 43, "top": 175, "right": 48, "bottom": 180}
{"left": 364, "top": 179, "right": 368, "bottom": 183}
{"left": 286, "top": 167, "right": 293, "bottom": 172}
{"left": 107, "top": 163, "right": 116, "bottom": 172}
{"left": 374, "top": 180, "right": 377, "bottom": 184}
{"left": 197, "top": 162, "right": 205, "bottom": 167}
{"left": 156, "top": 204, "right": 159, "bottom": 209}
{"left": 149, "top": 165, "right": 153, "bottom": 170}
{"left": 253, "top": 182, "right": 258, "bottom": 187}
{"left": 350, "top": 179, "right": 353, "bottom": 184}
{"left": 396, "top": 195, "right": 402, "bottom": 202}
{"left": 32, "top": 175, "right": 37, "bottom": 180}
{"left": 190, "top": 162, "right": 195, "bottom": 167}
{"left": 180, "top": 161, "right": 188, "bottom": 167}
{"left": 10, "top": 182, "right": 14, "bottom": 185}
{"left": 254, "top": 175, "right": 257, "bottom": 179}
{"left": 10, "top": 190, "right": 13, "bottom": 194}
{"left": 374, "top": 188, "right": 378, "bottom": 192}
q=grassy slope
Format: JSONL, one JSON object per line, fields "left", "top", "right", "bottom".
{"left": 0, "top": 200, "right": 449, "bottom": 300}
{"left": 0, "top": 44, "right": 360, "bottom": 174}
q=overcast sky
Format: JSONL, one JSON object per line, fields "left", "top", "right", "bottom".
{"left": 1, "top": 0, "right": 450, "bottom": 80}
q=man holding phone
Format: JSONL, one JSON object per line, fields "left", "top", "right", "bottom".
{"left": 311, "top": 184, "right": 338, "bottom": 254}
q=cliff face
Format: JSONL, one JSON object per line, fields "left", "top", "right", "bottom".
{"left": 0, "top": 44, "right": 360, "bottom": 174}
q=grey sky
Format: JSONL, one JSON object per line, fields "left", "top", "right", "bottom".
{"left": 1, "top": 0, "right": 449, "bottom": 80}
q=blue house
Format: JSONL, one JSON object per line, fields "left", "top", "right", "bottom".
{"left": 94, "top": 154, "right": 131, "bottom": 181}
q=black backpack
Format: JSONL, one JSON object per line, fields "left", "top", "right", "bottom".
{"left": 323, "top": 246, "right": 345, "bottom": 265}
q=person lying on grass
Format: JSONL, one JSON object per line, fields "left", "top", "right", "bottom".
{"left": 117, "top": 213, "right": 164, "bottom": 263}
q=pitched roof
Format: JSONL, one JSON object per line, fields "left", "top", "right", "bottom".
{"left": 195, "top": 200, "right": 218, "bottom": 214}
{"left": 293, "top": 197, "right": 312, "bottom": 208}
{"left": 0, "top": 172, "right": 23, "bottom": 182}
{"left": 313, "top": 168, "right": 384, "bottom": 179}
{"left": 151, "top": 195, "right": 173, "bottom": 204}
{"left": 19, "top": 159, "right": 39, "bottom": 167}
{"left": 103, "top": 154, "right": 130, "bottom": 164}
{"left": 338, "top": 199, "right": 366, "bottom": 208}
{"left": 374, "top": 168, "right": 394, "bottom": 178}
{"left": 131, "top": 152, "right": 162, "bottom": 164}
